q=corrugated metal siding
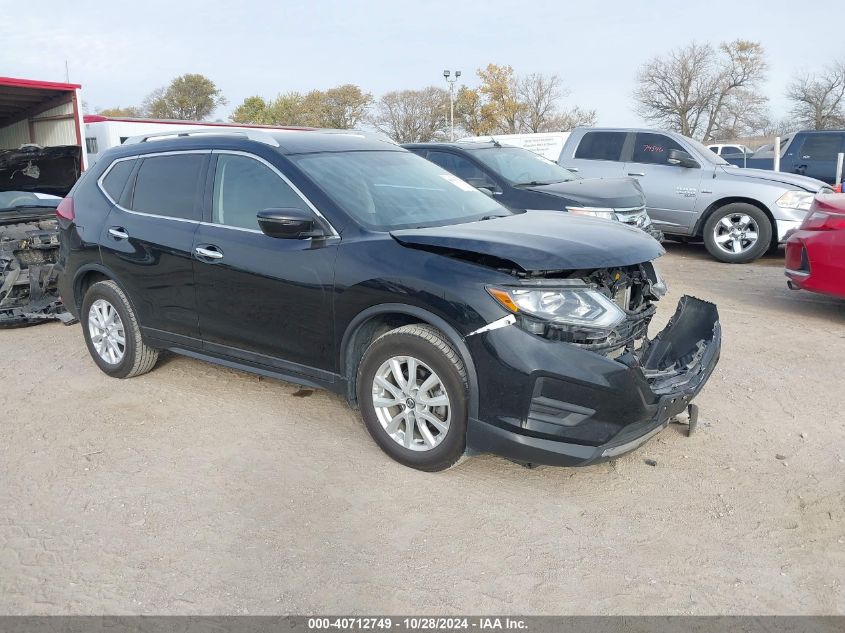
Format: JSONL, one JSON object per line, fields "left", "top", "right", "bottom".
{"left": 32, "top": 101, "right": 76, "bottom": 146}
{"left": 32, "top": 120, "right": 76, "bottom": 145}
{"left": 0, "top": 120, "right": 30, "bottom": 148}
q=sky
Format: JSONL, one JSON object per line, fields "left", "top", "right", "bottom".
{"left": 2, "top": 0, "right": 842, "bottom": 127}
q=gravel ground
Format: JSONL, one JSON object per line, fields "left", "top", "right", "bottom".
{"left": 1, "top": 243, "right": 843, "bottom": 615}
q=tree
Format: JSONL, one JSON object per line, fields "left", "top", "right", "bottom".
{"left": 314, "top": 84, "right": 372, "bottom": 128}
{"left": 516, "top": 73, "right": 564, "bottom": 132}
{"left": 143, "top": 74, "right": 227, "bottom": 121}
{"left": 455, "top": 86, "right": 493, "bottom": 136}
{"left": 230, "top": 85, "right": 371, "bottom": 128}
{"left": 97, "top": 106, "right": 143, "bottom": 118}
{"left": 633, "top": 40, "right": 767, "bottom": 141}
{"left": 455, "top": 65, "right": 594, "bottom": 136}
{"left": 786, "top": 61, "right": 845, "bottom": 129}
{"left": 477, "top": 64, "right": 522, "bottom": 134}
{"left": 369, "top": 86, "right": 449, "bottom": 142}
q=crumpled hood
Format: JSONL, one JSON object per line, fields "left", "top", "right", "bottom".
{"left": 526, "top": 176, "right": 645, "bottom": 209}
{"left": 718, "top": 165, "right": 829, "bottom": 192}
{"left": 0, "top": 145, "right": 81, "bottom": 197}
{"left": 390, "top": 210, "right": 664, "bottom": 271}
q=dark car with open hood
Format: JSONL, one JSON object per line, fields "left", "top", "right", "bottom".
{"left": 57, "top": 129, "right": 720, "bottom": 471}
{"left": 403, "top": 141, "right": 664, "bottom": 241}
{"left": 0, "top": 144, "right": 80, "bottom": 326}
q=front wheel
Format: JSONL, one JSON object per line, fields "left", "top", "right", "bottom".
{"left": 356, "top": 324, "right": 468, "bottom": 471}
{"left": 703, "top": 203, "right": 772, "bottom": 263}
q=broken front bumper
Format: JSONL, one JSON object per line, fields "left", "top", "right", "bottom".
{"left": 465, "top": 296, "right": 721, "bottom": 466}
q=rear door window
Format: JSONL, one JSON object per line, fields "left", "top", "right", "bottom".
{"left": 631, "top": 132, "right": 685, "bottom": 165}
{"left": 799, "top": 134, "right": 844, "bottom": 160}
{"left": 574, "top": 131, "right": 626, "bottom": 161}
{"left": 128, "top": 154, "right": 205, "bottom": 220}
{"left": 212, "top": 154, "right": 307, "bottom": 230}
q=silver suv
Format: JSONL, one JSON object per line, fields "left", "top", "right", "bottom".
{"left": 559, "top": 127, "right": 833, "bottom": 263}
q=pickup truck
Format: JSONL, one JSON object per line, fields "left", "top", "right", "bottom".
{"left": 558, "top": 127, "right": 834, "bottom": 263}
{"left": 722, "top": 130, "right": 845, "bottom": 186}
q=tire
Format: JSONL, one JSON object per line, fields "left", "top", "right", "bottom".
{"left": 356, "top": 324, "right": 468, "bottom": 472}
{"left": 703, "top": 203, "right": 772, "bottom": 263}
{"left": 80, "top": 280, "right": 159, "bottom": 379}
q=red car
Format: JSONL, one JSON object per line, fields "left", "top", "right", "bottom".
{"left": 785, "top": 194, "right": 845, "bottom": 299}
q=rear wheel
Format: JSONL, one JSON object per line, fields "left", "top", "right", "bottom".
{"left": 81, "top": 280, "right": 159, "bottom": 378}
{"left": 703, "top": 203, "right": 772, "bottom": 263}
{"left": 357, "top": 324, "right": 468, "bottom": 471}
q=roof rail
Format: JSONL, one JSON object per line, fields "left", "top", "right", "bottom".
{"left": 123, "top": 128, "right": 280, "bottom": 147}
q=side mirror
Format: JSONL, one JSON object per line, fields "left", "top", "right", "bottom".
{"left": 257, "top": 208, "right": 325, "bottom": 239}
{"left": 667, "top": 149, "right": 699, "bottom": 168}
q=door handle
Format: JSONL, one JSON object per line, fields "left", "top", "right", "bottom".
{"left": 195, "top": 245, "right": 224, "bottom": 260}
{"left": 627, "top": 172, "right": 645, "bottom": 177}
{"left": 108, "top": 227, "right": 129, "bottom": 240}
{"left": 567, "top": 167, "right": 579, "bottom": 172}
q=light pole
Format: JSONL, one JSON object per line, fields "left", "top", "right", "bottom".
{"left": 443, "top": 69, "right": 461, "bottom": 141}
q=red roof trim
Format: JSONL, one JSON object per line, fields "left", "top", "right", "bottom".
{"left": 83, "top": 114, "right": 311, "bottom": 130}
{"left": 0, "top": 76, "right": 81, "bottom": 91}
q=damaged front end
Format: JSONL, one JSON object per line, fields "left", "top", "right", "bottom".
{"left": 0, "top": 217, "right": 69, "bottom": 327}
{"left": 466, "top": 261, "right": 721, "bottom": 466}
{"left": 0, "top": 144, "right": 80, "bottom": 327}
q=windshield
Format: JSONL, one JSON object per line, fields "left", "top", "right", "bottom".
{"left": 468, "top": 146, "right": 578, "bottom": 185}
{"left": 0, "top": 191, "right": 61, "bottom": 211}
{"left": 291, "top": 150, "right": 510, "bottom": 230}
{"left": 684, "top": 138, "right": 729, "bottom": 165}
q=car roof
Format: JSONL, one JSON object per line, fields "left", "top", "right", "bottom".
{"left": 403, "top": 141, "right": 504, "bottom": 151}
{"left": 100, "top": 130, "right": 401, "bottom": 163}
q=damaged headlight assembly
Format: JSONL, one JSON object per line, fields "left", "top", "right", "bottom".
{"left": 776, "top": 190, "right": 814, "bottom": 211}
{"left": 486, "top": 283, "right": 626, "bottom": 340}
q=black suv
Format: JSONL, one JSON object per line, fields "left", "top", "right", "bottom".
{"left": 57, "top": 130, "right": 720, "bottom": 471}
{"left": 404, "top": 141, "right": 663, "bottom": 240}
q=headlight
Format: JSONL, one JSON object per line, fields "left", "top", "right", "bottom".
{"left": 566, "top": 206, "right": 616, "bottom": 221}
{"left": 776, "top": 190, "right": 814, "bottom": 211}
{"left": 487, "top": 285, "right": 626, "bottom": 332}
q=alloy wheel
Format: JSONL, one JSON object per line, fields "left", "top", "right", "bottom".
{"left": 88, "top": 298, "right": 126, "bottom": 364}
{"left": 712, "top": 213, "right": 759, "bottom": 255}
{"left": 371, "top": 355, "right": 451, "bottom": 451}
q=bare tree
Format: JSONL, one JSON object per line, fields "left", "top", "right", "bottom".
{"left": 634, "top": 41, "right": 767, "bottom": 141}
{"left": 786, "top": 61, "right": 845, "bottom": 129}
{"left": 541, "top": 106, "right": 598, "bottom": 132}
{"left": 516, "top": 73, "right": 565, "bottom": 132}
{"left": 369, "top": 87, "right": 449, "bottom": 143}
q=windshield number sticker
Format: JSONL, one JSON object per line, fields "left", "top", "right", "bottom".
{"left": 440, "top": 174, "right": 476, "bottom": 192}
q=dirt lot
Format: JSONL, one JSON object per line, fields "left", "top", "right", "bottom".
{"left": 1, "top": 243, "right": 843, "bottom": 615}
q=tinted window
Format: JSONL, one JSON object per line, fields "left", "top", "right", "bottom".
{"left": 469, "top": 146, "right": 577, "bottom": 184}
{"left": 631, "top": 132, "right": 685, "bottom": 165}
{"left": 291, "top": 150, "right": 508, "bottom": 230}
{"left": 130, "top": 154, "right": 204, "bottom": 219}
{"left": 425, "top": 151, "right": 487, "bottom": 183}
{"left": 213, "top": 154, "right": 305, "bottom": 230}
{"left": 574, "top": 131, "right": 626, "bottom": 161}
{"left": 800, "top": 134, "right": 843, "bottom": 160}
{"left": 101, "top": 159, "right": 135, "bottom": 202}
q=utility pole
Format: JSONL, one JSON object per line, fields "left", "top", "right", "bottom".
{"left": 443, "top": 70, "right": 461, "bottom": 141}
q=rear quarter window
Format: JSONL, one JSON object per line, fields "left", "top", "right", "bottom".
{"left": 101, "top": 158, "right": 136, "bottom": 203}
{"left": 574, "top": 131, "right": 626, "bottom": 161}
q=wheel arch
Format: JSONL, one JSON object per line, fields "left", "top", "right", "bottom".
{"left": 72, "top": 264, "right": 132, "bottom": 315}
{"left": 693, "top": 197, "right": 777, "bottom": 246}
{"left": 339, "top": 304, "right": 479, "bottom": 418}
